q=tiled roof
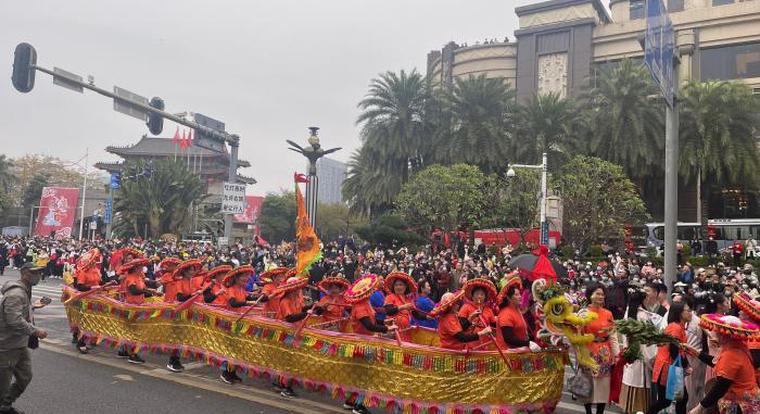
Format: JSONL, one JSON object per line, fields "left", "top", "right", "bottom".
{"left": 104, "top": 136, "right": 251, "bottom": 167}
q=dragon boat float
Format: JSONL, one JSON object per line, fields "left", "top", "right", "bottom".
{"left": 62, "top": 285, "right": 568, "bottom": 414}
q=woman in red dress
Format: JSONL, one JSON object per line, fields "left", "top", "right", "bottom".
{"left": 434, "top": 291, "right": 492, "bottom": 350}
{"left": 690, "top": 313, "right": 760, "bottom": 414}
{"left": 647, "top": 301, "right": 693, "bottom": 414}
{"left": 495, "top": 276, "right": 539, "bottom": 351}
{"left": 314, "top": 276, "right": 350, "bottom": 330}
{"left": 383, "top": 272, "right": 426, "bottom": 341}
{"left": 458, "top": 278, "right": 498, "bottom": 349}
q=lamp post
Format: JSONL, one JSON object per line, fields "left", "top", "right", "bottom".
{"left": 507, "top": 152, "right": 549, "bottom": 246}
{"left": 286, "top": 127, "right": 341, "bottom": 228}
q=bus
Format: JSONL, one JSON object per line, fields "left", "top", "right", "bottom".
{"left": 642, "top": 219, "right": 760, "bottom": 251}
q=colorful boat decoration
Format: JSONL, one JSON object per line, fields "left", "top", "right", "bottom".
{"left": 63, "top": 286, "right": 567, "bottom": 414}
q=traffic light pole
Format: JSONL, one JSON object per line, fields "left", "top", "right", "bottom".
{"left": 22, "top": 59, "right": 241, "bottom": 241}
{"left": 663, "top": 63, "right": 680, "bottom": 290}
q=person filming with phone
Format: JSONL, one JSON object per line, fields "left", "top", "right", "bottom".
{"left": 0, "top": 263, "right": 50, "bottom": 414}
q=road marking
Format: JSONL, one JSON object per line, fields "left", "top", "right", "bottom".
{"left": 39, "top": 342, "right": 344, "bottom": 414}
{"left": 114, "top": 374, "right": 135, "bottom": 381}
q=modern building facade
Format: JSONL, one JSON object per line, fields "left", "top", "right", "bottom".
{"left": 428, "top": 0, "right": 760, "bottom": 97}
{"left": 316, "top": 157, "right": 348, "bottom": 205}
{"left": 427, "top": 0, "right": 760, "bottom": 220}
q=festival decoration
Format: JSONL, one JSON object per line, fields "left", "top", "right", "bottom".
{"left": 63, "top": 286, "right": 566, "bottom": 413}
{"left": 294, "top": 175, "right": 321, "bottom": 277}
{"left": 34, "top": 187, "right": 81, "bottom": 239}
{"left": 614, "top": 319, "right": 681, "bottom": 363}
{"left": 532, "top": 279, "right": 598, "bottom": 370}
{"left": 699, "top": 314, "right": 760, "bottom": 342}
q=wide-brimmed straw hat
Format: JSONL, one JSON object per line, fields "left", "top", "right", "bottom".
{"left": 429, "top": 290, "right": 465, "bottom": 318}
{"left": 344, "top": 274, "right": 381, "bottom": 304}
{"left": 497, "top": 275, "right": 523, "bottom": 305}
{"left": 734, "top": 292, "right": 760, "bottom": 323}
{"left": 384, "top": 271, "right": 417, "bottom": 296}
{"left": 274, "top": 276, "right": 308, "bottom": 295}
{"left": 260, "top": 267, "right": 290, "bottom": 283}
{"left": 223, "top": 265, "right": 254, "bottom": 287}
{"left": 76, "top": 248, "right": 101, "bottom": 270}
{"left": 463, "top": 278, "right": 497, "bottom": 303}
{"left": 318, "top": 276, "right": 350, "bottom": 292}
{"left": 699, "top": 313, "right": 760, "bottom": 342}
{"left": 206, "top": 264, "right": 233, "bottom": 280}
{"left": 159, "top": 257, "right": 182, "bottom": 271}
{"left": 172, "top": 259, "right": 203, "bottom": 280}
{"left": 120, "top": 257, "right": 150, "bottom": 272}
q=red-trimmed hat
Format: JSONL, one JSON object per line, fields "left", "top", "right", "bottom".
{"left": 344, "top": 274, "right": 381, "bottom": 304}
{"left": 274, "top": 276, "right": 308, "bottom": 295}
{"left": 497, "top": 275, "right": 523, "bottom": 304}
{"left": 76, "top": 248, "right": 101, "bottom": 270}
{"left": 115, "top": 247, "right": 142, "bottom": 261}
{"left": 734, "top": 293, "right": 760, "bottom": 323}
{"left": 172, "top": 259, "right": 203, "bottom": 280}
{"left": 120, "top": 257, "right": 150, "bottom": 272}
{"left": 318, "top": 276, "right": 350, "bottom": 292}
{"left": 223, "top": 265, "right": 254, "bottom": 287}
{"left": 429, "top": 290, "right": 465, "bottom": 318}
{"left": 260, "top": 267, "right": 289, "bottom": 283}
{"left": 384, "top": 271, "right": 418, "bottom": 296}
{"left": 700, "top": 314, "right": 760, "bottom": 342}
{"left": 206, "top": 264, "right": 233, "bottom": 280}
{"left": 159, "top": 257, "right": 182, "bottom": 271}
{"left": 463, "top": 278, "right": 498, "bottom": 303}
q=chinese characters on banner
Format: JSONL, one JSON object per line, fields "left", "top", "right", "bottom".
{"left": 233, "top": 195, "right": 264, "bottom": 236}
{"left": 221, "top": 182, "right": 246, "bottom": 214}
{"left": 34, "top": 187, "right": 81, "bottom": 239}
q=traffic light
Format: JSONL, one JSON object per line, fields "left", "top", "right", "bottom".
{"left": 12, "top": 43, "right": 37, "bottom": 93}
{"left": 146, "top": 96, "right": 164, "bottom": 135}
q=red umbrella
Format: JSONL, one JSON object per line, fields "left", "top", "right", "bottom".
{"left": 508, "top": 245, "right": 559, "bottom": 282}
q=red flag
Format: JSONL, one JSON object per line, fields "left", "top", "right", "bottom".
{"left": 187, "top": 129, "right": 193, "bottom": 147}
{"left": 180, "top": 130, "right": 188, "bottom": 149}
{"left": 171, "top": 127, "right": 180, "bottom": 145}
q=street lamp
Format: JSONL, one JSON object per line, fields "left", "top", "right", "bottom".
{"left": 507, "top": 152, "right": 549, "bottom": 246}
{"left": 286, "top": 127, "right": 341, "bottom": 228}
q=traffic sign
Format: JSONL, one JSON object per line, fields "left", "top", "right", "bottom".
{"left": 113, "top": 86, "right": 148, "bottom": 121}
{"left": 644, "top": 0, "right": 675, "bottom": 108}
{"left": 52, "top": 67, "right": 83, "bottom": 93}
{"left": 193, "top": 112, "right": 226, "bottom": 153}
{"left": 104, "top": 199, "right": 112, "bottom": 224}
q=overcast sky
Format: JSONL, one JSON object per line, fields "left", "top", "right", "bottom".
{"left": 1, "top": 0, "right": 533, "bottom": 194}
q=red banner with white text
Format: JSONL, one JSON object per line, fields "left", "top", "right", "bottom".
{"left": 34, "top": 187, "right": 80, "bottom": 239}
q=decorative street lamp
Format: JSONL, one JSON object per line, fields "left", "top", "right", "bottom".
{"left": 286, "top": 127, "right": 341, "bottom": 228}
{"left": 507, "top": 152, "right": 549, "bottom": 246}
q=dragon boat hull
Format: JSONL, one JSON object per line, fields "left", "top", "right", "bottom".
{"left": 63, "top": 286, "right": 566, "bottom": 413}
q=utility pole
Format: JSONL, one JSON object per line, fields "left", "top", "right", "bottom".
{"left": 78, "top": 148, "right": 88, "bottom": 241}
{"left": 11, "top": 43, "right": 243, "bottom": 241}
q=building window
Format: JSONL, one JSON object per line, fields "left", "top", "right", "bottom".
{"left": 630, "top": 0, "right": 646, "bottom": 20}
{"left": 668, "top": 0, "right": 684, "bottom": 11}
{"left": 701, "top": 42, "right": 760, "bottom": 80}
{"left": 712, "top": 0, "right": 734, "bottom": 5}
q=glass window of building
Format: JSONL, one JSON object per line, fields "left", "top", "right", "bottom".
{"left": 701, "top": 42, "right": 760, "bottom": 80}
{"left": 630, "top": 0, "right": 646, "bottom": 20}
{"left": 712, "top": 0, "right": 734, "bottom": 5}
{"left": 668, "top": 0, "right": 684, "bottom": 12}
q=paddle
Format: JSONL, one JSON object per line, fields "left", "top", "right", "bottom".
{"left": 478, "top": 314, "right": 510, "bottom": 366}
{"left": 63, "top": 281, "right": 119, "bottom": 304}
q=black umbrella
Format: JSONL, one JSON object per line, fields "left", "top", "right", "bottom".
{"left": 508, "top": 253, "right": 568, "bottom": 279}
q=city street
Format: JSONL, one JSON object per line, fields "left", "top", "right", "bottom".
{"left": 0, "top": 269, "right": 610, "bottom": 414}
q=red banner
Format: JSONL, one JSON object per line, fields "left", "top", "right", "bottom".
{"left": 233, "top": 195, "right": 264, "bottom": 233}
{"left": 34, "top": 187, "right": 80, "bottom": 239}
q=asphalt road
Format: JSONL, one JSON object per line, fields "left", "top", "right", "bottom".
{"left": 0, "top": 269, "right": 615, "bottom": 414}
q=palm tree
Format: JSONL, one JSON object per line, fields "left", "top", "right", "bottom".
{"left": 512, "top": 92, "right": 577, "bottom": 169}
{"left": 113, "top": 160, "right": 207, "bottom": 238}
{"left": 342, "top": 147, "right": 403, "bottom": 217}
{"left": 679, "top": 80, "right": 760, "bottom": 218}
{"left": 435, "top": 74, "right": 516, "bottom": 173}
{"left": 0, "top": 155, "right": 15, "bottom": 193}
{"left": 582, "top": 59, "right": 664, "bottom": 181}
{"left": 356, "top": 69, "right": 432, "bottom": 183}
